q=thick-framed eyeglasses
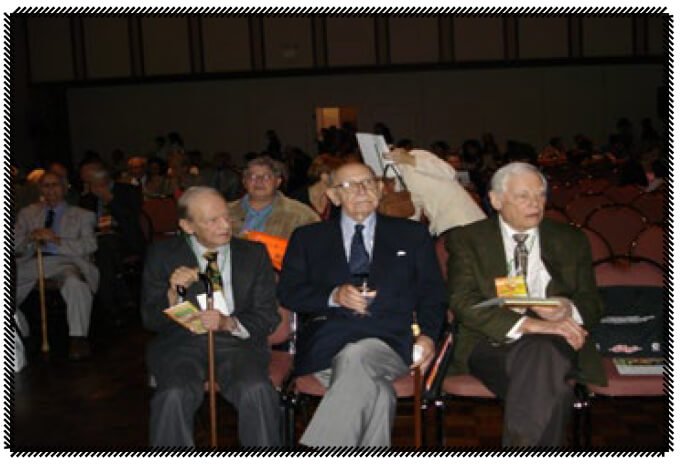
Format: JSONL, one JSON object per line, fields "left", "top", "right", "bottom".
{"left": 333, "top": 177, "right": 378, "bottom": 193}
{"left": 245, "top": 173, "right": 275, "bottom": 182}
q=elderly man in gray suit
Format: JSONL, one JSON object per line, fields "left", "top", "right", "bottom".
{"left": 14, "top": 171, "right": 99, "bottom": 360}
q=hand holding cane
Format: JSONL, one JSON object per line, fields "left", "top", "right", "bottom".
{"left": 198, "top": 273, "right": 219, "bottom": 448}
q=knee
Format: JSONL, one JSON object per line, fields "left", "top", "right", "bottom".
{"left": 153, "top": 384, "right": 203, "bottom": 410}
{"left": 61, "top": 273, "right": 88, "bottom": 291}
{"left": 333, "top": 339, "right": 384, "bottom": 373}
{"left": 229, "top": 375, "right": 276, "bottom": 405}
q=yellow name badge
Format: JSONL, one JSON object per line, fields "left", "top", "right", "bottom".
{"left": 495, "top": 275, "right": 528, "bottom": 298}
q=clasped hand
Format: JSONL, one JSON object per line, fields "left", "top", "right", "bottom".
{"left": 31, "top": 228, "right": 58, "bottom": 243}
{"left": 333, "top": 284, "right": 376, "bottom": 315}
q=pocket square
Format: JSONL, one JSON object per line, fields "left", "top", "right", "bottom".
{"left": 396, "top": 250, "right": 407, "bottom": 256}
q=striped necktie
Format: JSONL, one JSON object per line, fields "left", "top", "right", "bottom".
{"left": 512, "top": 233, "right": 529, "bottom": 277}
{"left": 203, "top": 251, "right": 223, "bottom": 292}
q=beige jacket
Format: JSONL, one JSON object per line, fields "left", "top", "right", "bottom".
{"left": 398, "top": 149, "right": 486, "bottom": 236}
{"left": 228, "top": 191, "right": 320, "bottom": 240}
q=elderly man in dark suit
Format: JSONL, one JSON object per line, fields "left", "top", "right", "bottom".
{"left": 445, "top": 161, "right": 606, "bottom": 447}
{"left": 141, "top": 186, "right": 282, "bottom": 447}
{"left": 278, "top": 162, "right": 447, "bottom": 447}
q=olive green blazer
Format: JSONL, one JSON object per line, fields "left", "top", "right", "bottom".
{"left": 445, "top": 216, "right": 607, "bottom": 386}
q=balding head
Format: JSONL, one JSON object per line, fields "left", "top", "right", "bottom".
{"left": 178, "top": 187, "right": 232, "bottom": 250}
{"left": 326, "top": 162, "right": 382, "bottom": 222}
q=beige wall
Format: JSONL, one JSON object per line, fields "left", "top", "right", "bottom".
{"left": 67, "top": 63, "right": 662, "bottom": 164}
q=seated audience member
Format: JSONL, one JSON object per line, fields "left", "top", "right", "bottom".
{"left": 167, "top": 151, "right": 206, "bottom": 199}
{"left": 210, "top": 152, "right": 241, "bottom": 201}
{"left": 290, "top": 154, "right": 344, "bottom": 221}
{"left": 80, "top": 167, "right": 145, "bottom": 325}
{"left": 646, "top": 158, "right": 666, "bottom": 192}
{"left": 538, "top": 137, "right": 568, "bottom": 166}
{"left": 119, "top": 156, "right": 148, "bottom": 187}
{"left": 141, "top": 186, "right": 282, "bottom": 447}
{"left": 228, "top": 156, "right": 319, "bottom": 240}
{"left": 14, "top": 171, "right": 99, "bottom": 360}
{"left": 142, "top": 156, "right": 172, "bottom": 199}
{"left": 278, "top": 162, "right": 446, "bottom": 446}
{"left": 445, "top": 161, "right": 606, "bottom": 447}
{"left": 385, "top": 148, "right": 486, "bottom": 236}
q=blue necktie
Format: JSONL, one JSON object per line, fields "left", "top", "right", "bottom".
{"left": 349, "top": 224, "right": 370, "bottom": 276}
{"left": 44, "top": 209, "right": 55, "bottom": 229}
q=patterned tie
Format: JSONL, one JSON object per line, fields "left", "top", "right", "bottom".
{"left": 349, "top": 224, "right": 370, "bottom": 276}
{"left": 512, "top": 233, "right": 529, "bottom": 277}
{"left": 203, "top": 251, "right": 223, "bottom": 292}
{"left": 44, "top": 209, "right": 55, "bottom": 229}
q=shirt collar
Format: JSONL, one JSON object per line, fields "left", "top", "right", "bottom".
{"left": 44, "top": 201, "right": 66, "bottom": 213}
{"left": 341, "top": 211, "right": 377, "bottom": 235}
{"left": 189, "top": 234, "right": 230, "bottom": 259}
{"left": 242, "top": 192, "right": 278, "bottom": 214}
{"left": 498, "top": 215, "right": 538, "bottom": 243}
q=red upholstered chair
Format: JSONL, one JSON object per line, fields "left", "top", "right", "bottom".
{"left": 564, "top": 194, "right": 613, "bottom": 227}
{"left": 550, "top": 182, "right": 584, "bottom": 210}
{"left": 580, "top": 226, "right": 614, "bottom": 263}
{"left": 631, "top": 225, "right": 665, "bottom": 268}
{"left": 632, "top": 191, "right": 665, "bottom": 225}
{"left": 142, "top": 197, "right": 179, "bottom": 240}
{"left": 544, "top": 208, "right": 571, "bottom": 224}
{"left": 576, "top": 177, "right": 611, "bottom": 195}
{"left": 585, "top": 204, "right": 647, "bottom": 256}
{"left": 582, "top": 258, "right": 665, "bottom": 447}
{"left": 603, "top": 184, "right": 645, "bottom": 204}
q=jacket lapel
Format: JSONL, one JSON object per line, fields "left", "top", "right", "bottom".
{"left": 539, "top": 219, "right": 561, "bottom": 296}
{"left": 230, "top": 240, "right": 248, "bottom": 311}
{"left": 368, "top": 215, "right": 390, "bottom": 285}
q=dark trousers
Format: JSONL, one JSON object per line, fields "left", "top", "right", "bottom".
{"left": 469, "top": 334, "right": 577, "bottom": 447}
{"left": 147, "top": 335, "right": 282, "bottom": 447}
{"left": 94, "top": 234, "right": 126, "bottom": 314}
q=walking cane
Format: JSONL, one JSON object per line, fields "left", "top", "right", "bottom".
{"left": 198, "top": 273, "right": 218, "bottom": 448}
{"left": 35, "top": 246, "right": 49, "bottom": 354}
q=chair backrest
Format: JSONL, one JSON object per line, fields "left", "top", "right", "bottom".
{"left": 564, "top": 194, "right": 613, "bottom": 227}
{"left": 631, "top": 224, "right": 664, "bottom": 268}
{"left": 543, "top": 208, "right": 571, "bottom": 224}
{"left": 434, "top": 234, "right": 448, "bottom": 280}
{"left": 267, "top": 306, "right": 291, "bottom": 346}
{"left": 603, "top": 184, "right": 645, "bottom": 204}
{"left": 631, "top": 191, "right": 665, "bottom": 225}
{"left": 594, "top": 258, "right": 663, "bottom": 287}
{"left": 576, "top": 177, "right": 611, "bottom": 195}
{"left": 549, "top": 182, "right": 583, "bottom": 209}
{"left": 142, "top": 197, "right": 179, "bottom": 240}
{"left": 585, "top": 204, "right": 647, "bottom": 256}
{"left": 580, "top": 226, "right": 613, "bottom": 263}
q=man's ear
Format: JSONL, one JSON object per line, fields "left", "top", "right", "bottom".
{"left": 489, "top": 190, "right": 502, "bottom": 211}
{"left": 326, "top": 187, "right": 342, "bottom": 207}
{"left": 275, "top": 177, "right": 283, "bottom": 190}
{"left": 179, "top": 218, "right": 194, "bottom": 236}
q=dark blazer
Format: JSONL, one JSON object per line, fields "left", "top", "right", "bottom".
{"left": 445, "top": 216, "right": 607, "bottom": 386}
{"left": 277, "top": 213, "right": 447, "bottom": 376}
{"left": 80, "top": 182, "right": 145, "bottom": 255}
{"left": 141, "top": 236, "right": 280, "bottom": 354}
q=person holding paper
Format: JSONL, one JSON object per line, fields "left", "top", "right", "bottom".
{"left": 383, "top": 147, "right": 485, "bottom": 236}
{"left": 141, "top": 186, "right": 282, "bottom": 447}
{"left": 227, "top": 156, "right": 319, "bottom": 240}
{"left": 445, "top": 162, "right": 606, "bottom": 446}
{"left": 278, "top": 162, "right": 447, "bottom": 446}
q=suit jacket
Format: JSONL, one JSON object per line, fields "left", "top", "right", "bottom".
{"left": 445, "top": 216, "right": 607, "bottom": 386}
{"left": 228, "top": 191, "right": 320, "bottom": 240}
{"left": 14, "top": 202, "right": 99, "bottom": 292}
{"left": 140, "top": 236, "right": 280, "bottom": 355}
{"left": 80, "top": 182, "right": 145, "bottom": 255}
{"left": 277, "top": 213, "right": 447, "bottom": 376}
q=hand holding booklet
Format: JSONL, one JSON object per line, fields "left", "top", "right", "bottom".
{"left": 163, "top": 301, "right": 207, "bottom": 334}
{"left": 472, "top": 297, "right": 562, "bottom": 309}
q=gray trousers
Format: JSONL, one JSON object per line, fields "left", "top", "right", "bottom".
{"left": 301, "top": 337, "right": 409, "bottom": 447}
{"left": 16, "top": 256, "right": 93, "bottom": 337}
{"left": 147, "top": 335, "right": 282, "bottom": 447}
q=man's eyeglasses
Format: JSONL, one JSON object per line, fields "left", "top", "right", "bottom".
{"left": 245, "top": 173, "right": 275, "bottom": 182}
{"left": 333, "top": 177, "right": 378, "bottom": 193}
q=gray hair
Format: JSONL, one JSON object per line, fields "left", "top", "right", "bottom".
{"left": 244, "top": 156, "right": 283, "bottom": 179}
{"left": 178, "top": 186, "right": 223, "bottom": 220}
{"left": 489, "top": 162, "right": 547, "bottom": 195}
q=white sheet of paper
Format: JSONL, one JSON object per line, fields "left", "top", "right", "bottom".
{"left": 355, "top": 132, "right": 394, "bottom": 177}
{"left": 196, "top": 292, "right": 231, "bottom": 316}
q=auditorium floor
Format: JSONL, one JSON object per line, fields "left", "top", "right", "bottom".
{"left": 11, "top": 315, "right": 668, "bottom": 452}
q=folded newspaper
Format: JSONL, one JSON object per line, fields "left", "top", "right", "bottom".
{"left": 163, "top": 301, "right": 207, "bottom": 334}
{"left": 612, "top": 357, "right": 664, "bottom": 375}
{"left": 472, "top": 297, "right": 562, "bottom": 309}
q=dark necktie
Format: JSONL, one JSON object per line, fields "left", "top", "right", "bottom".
{"left": 513, "top": 233, "right": 529, "bottom": 277}
{"left": 44, "top": 209, "right": 55, "bottom": 229}
{"left": 203, "top": 251, "right": 223, "bottom": 292}
{"left": 349, "top": 224, "right": 370, "bottom": 276}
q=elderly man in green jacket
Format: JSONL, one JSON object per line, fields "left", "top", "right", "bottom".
{"left": 445, "top": 161, "right": 605, "bottom": 447}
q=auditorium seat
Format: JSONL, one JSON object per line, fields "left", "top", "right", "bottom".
{"left": 631, "top": 191, "right": 665, "bottom": 225}
{"left": 580, "top": 226, "right": 614, "bottom": 263}
{"left": 631, "top": 225, "right": 664, "bottom": 268}
{"left": 603, "top": 184, "right": 645, "bottom": 204}
{"left": 565, "top": 194, "right": 612, "bottom": 227}
{"left": 585, "top": 205, "right": 647, "bottom": 256}
{"left": 142, "top": 197, "right": 179, "bottom": 240}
